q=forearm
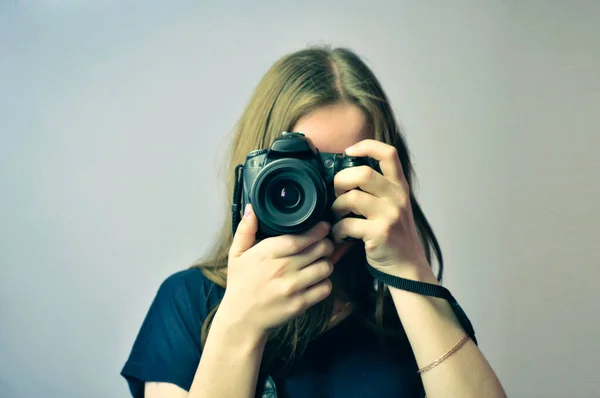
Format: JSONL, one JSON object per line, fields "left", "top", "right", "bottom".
{"left": 389, "top": 268, "right": 506, "bottom": 398}
{"left": 188, "top": 306, "right": 267, "bottom": 398}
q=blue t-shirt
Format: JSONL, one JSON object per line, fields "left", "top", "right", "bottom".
{"left": 121, "top": 268, "right": 425, "bottom": 397}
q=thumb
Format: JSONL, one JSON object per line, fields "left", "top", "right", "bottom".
{"left": 230, "top": 204, "right": 258, "bottom": 258}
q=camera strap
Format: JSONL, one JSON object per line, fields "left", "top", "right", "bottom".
{"left": 232, "top": 165, "right": 244, "bottom": 236}
{"left": 365, "top": 264, "right": 477, "bottom": 344}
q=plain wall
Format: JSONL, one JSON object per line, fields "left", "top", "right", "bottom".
{"left": 1, "top": 1, "right": 599, "bottom": 397}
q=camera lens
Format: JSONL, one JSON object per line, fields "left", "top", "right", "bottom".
{"left": 268, "top": 180, "right": 303, "bottom": 212}
{"left": 250, "top": 159, "right": 328, "bottom": 235}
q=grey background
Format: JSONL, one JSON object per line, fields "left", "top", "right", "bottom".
{"left": 1, "top": 1, "right": 599, "bottom": 397}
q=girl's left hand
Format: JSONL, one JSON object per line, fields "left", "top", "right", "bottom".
{"left": 331, "top": 139, "right": 432, "bottom": 279}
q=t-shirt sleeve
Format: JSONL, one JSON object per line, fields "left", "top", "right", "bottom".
{"left": 120, "top": 269, "right": 223, "bottom": 397}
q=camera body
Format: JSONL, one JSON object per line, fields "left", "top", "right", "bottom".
{"left": 234, "top": 132, "right": 380, "bottom": 237}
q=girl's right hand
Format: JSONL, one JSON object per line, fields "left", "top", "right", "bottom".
{"left": 218, "top": 204, "right": 335, "bottom": 336}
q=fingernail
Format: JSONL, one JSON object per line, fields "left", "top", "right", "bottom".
{"left": 345, "top": 145, "right": 355, "bottom": 154}
{"left": 244, "top": 204, "right": 252, "bottom": 218}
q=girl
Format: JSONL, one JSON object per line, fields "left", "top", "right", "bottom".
{"left": 121, "top": 46, "right": 506, "bottom": 398}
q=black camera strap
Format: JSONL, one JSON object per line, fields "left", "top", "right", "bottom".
{"left": 232, "top": 165, "right": 244, "bottom": 236}
{"left": 365, "top": 264, "right": 477, "bottom": 344}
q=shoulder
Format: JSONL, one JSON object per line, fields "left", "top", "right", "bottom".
{"left": 121, "top": 268, "right": 225, "bottom": 394}
{"left": 154, "top": 267, "right": 225, "bottom": 321}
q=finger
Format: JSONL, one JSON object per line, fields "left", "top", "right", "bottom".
{"left": 287, "top": 238, "right": 335, "bottom": 271}
{"left": 345, "top": 139, "right": 405, "bottom": 186}
{"left": 333, "top": 165, "right": 391, "bottom": 198}
{"left": 229, "top": 204, "right": 258, "bottom": 258}
{"left": 331, "top": 189, "right": 381, "bottom": 221}
{"left": 331, "top": 217, "right": 372, "bottom": 243}
{"left": 290, "top": 278, "right": 333, "bottom": 313}
{"left": 289, "top": 258, "right": 334, "bottom": 292}
{"left": 260, "top": 221, "right": 331, "bottom": 258}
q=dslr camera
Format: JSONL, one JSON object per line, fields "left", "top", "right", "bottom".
{"left": 232, "top": 132, "right": 380, "bottom": 238}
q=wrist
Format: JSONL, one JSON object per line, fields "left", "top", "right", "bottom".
{"left": 212, "top": 299, "right": 269, "bottom": 351}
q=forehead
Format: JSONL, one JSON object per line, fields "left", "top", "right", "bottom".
{"left": 292, "top": 102, "right": 371, "bottom": 153}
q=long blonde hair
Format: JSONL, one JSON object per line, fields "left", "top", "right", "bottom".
{"left": 192, "top": 45, "right": 443, "bottom": 375}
